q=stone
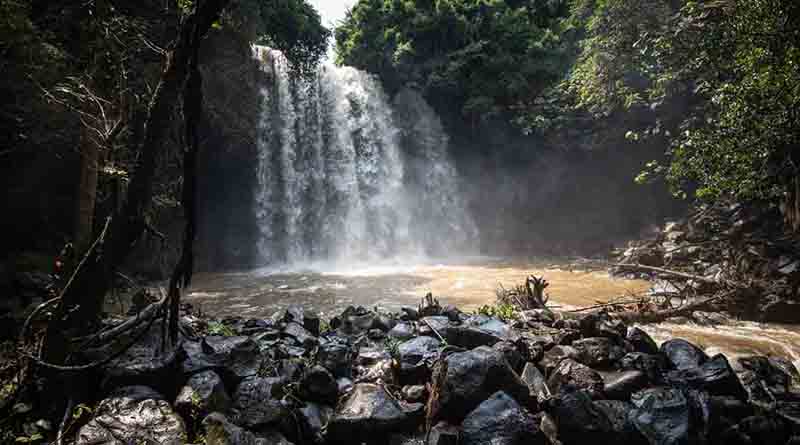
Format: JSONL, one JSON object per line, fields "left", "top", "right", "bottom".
{"left": 627, "top": 327, "right": 659, "bottom": 355}
{"left": 419, "top": 316, "right": 451, "bottom": 339}
{"left": 573, "top": 337, "right": 625, "bottom": 367}
{"left": 285, "top": 305, "right": 321, "bottom": 336}
{"left": 445, "top": 315, "right": 517, "bottom": 348}
{"left": 300, "top": 365, "right": 339, "bottom": 404}
{"left": 520, "top": 362, "right": 551, "bottom": 400}
{"left": 200, "top": 335, "right": 261, "bottom": 381}
{"left": 337, "top": 377, "right": 354, "bottom": 394}
{"left": 722, "top": 415, "right": 791, "bottom": 445}
{"left": 540, "top": 345, "right": 582, "bottom": 377}
{"left": 604, "top": 370, "right": 650, "bottom": 401}
{"left": 96, "top": 324, "right": 182, "bottom": 392}
{"left": 433, "top": 346, "right": 532, "bottom": 421}
{"left": 546, "top": 388, "right": 614, "bottom": 443}
{"left": 397, "top": 336, "right": 441, "bottom": 366}
{"left": 299, "top": 402, "right": 334, "bottom": 443}
{"left": 427, "top": 421, "right": 460, "bottom": 445}
{"left": 620, "top": 352, "right": 664, "bottom": 382}
{"left": 326, "top": 384, "right": 409, "bottom": 443}
{"left": 631, "top": 387, "right": 690, "bottom": 445}
{"left": 203, "top": 412, "right": 271, "bottom": 445}
{"left": 232, "top": 376, "right": 290, "bottom": 427}
{"left": 738, "top": 356, "right": 793, "bottom": 398}
{"left": 283, "top": 322, "right": 318, "bottom": 349}
{"left": 665, "top": 354, "right": 746, "bottom": 399}
{"left": 593, "top": 400, "right": 649, "bottom": 444}
{"left": 76, "top": 386, "right": 187, "bottom": 445}
{"left": 400, "top": 307, "right": 419, "bottom": 321}
{"left": 175, "top": 370, "right": 231, "bottom": 419}
{"left": 317, "top": 341, "right": 352, "bottom": 378}
{"left": 388, "top": 322, "right": 416, "bottom": 340}
{"left": 461, "top": 391, "right": 545, "bottom": 445}
{"left": 492, "top": 341, "right": 523, "bottom": 372}
{"left": 547, "top": 358, "right": 605, "bottom": 397}
{"left": 660, "top": 339, "right": 708, "bottom": 371}
{"left": 401, "top": 385, "right": 427, "bottom": 402}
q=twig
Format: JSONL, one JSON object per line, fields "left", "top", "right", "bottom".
{"left": 613, "top": 263, "right": 722, "bottom": 285}
{"left": 421, "top": 318, "right": 447, "bottom": 344}
{"left": 566, "top": 299, "right": 647, "bottom": 313}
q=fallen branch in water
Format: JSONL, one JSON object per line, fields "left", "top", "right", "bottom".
{"left": 609, "top": 291, "right": 734, "bottom": 324}
{"left": 613, "top": 262, "right": 719, "bottom": 284}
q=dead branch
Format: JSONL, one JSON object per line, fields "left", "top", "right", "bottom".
{"left": 613, "top": 263, "right": 722, "bottom": 285}
{"left": 609, "top": 291, "right": 734, "bottom": 324}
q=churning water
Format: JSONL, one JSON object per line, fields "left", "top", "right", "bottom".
{"left": 253, "top": 48, "right": 476, "bottom": 267}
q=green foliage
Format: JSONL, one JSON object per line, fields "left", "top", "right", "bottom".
{"left": 206, "top": 321, "right": 236, "bottom": 336}
{"left": 335, "top": 0, "right": 571, "bottom": 123}
{"left": 476, "top": 303, "right": 518, "bottom": 322}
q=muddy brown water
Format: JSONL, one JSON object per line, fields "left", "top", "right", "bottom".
{"left": 186, "top": 257, "right": 800, "bottom": 369}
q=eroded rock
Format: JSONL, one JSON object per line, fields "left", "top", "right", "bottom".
{"left": 461, "top": 391, "right": 545, "bottom": 445}
{"left": 326, "top": 383, "right": 409, "bottom": 443}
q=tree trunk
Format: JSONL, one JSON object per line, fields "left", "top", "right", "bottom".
{"left": 74, "top": 127, "right": 99, "bottom": 250}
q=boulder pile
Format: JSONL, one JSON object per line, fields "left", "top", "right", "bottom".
{"left": 62, "top": 301, "right": 800, "bottom": 445}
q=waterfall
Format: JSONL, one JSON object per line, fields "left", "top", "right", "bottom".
{"left": 254, "top": 48, "right": 476, "bottom": 267}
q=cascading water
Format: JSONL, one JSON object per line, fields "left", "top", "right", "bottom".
{"left": 254, "top": 48, "right": 476, "bottom": 267}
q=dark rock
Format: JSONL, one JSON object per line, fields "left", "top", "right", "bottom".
{"left": 627, "top": 327, "right": 659, "bottom": 355}
{"left": 300, "top": 365, "right": 339, "bottom": 404}
{"left": 517, "top": 333, "right": 552, "bottom": 362}
{"left": 397, "top": 336, "right": 441, "bottom": 366}
{"left": 547, "top": 358, "right": 605, "bottom": 397}
{"left": 660, "top": 339, "right": 708, "bottom": 371}
{"left": 357, "top": 347, "right": 392, "bottom": 366}
{"left": 326, "top": 384, "right": 409, "bottom": 443}
{"left": 738, "top": 356, "right": 792, "bottom": 398}
{"left": 461, "top": 391, "right": 545, "bottom": 445}
{"left": 446, "top": 315, "right": 516, "bottom": 348}
{"left": 620, "top": 352, "right": 664, "bottom": 382}
{"left": 630, "top": 387, "right": 690, "bottom": 445}
{"left": 401, "top": 385, "right": 427, "bottom": 402}
{"left": 278, "top": 358, "right": 303, "bottom": 381}
{"left": 593, "top": 400, "right": 649, "bottom": 444}
{"left": 760, "top": 298, "right": 800, "bottom": 324}
{"left": 573, "top": 337, "right": 625, "bottom": 367}
{"left": 579, "top": 314, "right": 626, "bottom": 340}
{"left": 317, "top": 341, "right": 351, "bottom": 378}
{"left": 492, "top": 341, "right": 523, "bottom": 371}
{"left": 546, "top": 388, "right": 614, "bottom": 443}
{"left": 400, "top": 307, "right": 419, "bottom": 321}
{"left": 419, "top": 316, "right": 451, "bottom": 339}
{"left": 76, "top": 386, "right": 187, "bottom": 445}
{"left": 299, "top": 402, "right": 334, "bottom": 443}
{"left": 722, "top": 415, "right": 791, "bottom": 445}
{"left": 540, "top": 345, "right": 582, "bottom": 377}
{"left": 175, "top": 370, "right": 231, "bottom": 419}
{"left": 203, "top": 412, "right": 271, "bottom": 445}
{"left": 665, "top": 354, "right": 746, "bottom": 399}
{"left": 285, "top": 305, "right": 321, "bottom": 336}
{"left": 604, "top": 370, "right": 650, "bottom": 401}
{"left": 232, "top": 376, "right": 290, "bottom": 427}
{"left": 428, "top": 421, "right": 460, "bottom": 445}
{"left": 553, "top": 329, "right": 581, "bottom": 346}
{"left": 283, "top": 322, "right": 318, "bottom": 349}
{"left": 434, "top": 346, "right": 532, "bottom": 421}
{"left": 375, "top": 314, "right": 397, "bottom": 332}
{"left": 201, "top": 335, "right": 261, "bottom": 381}
{"left": 521, "top": 362, "right": 551, "bottom": 400}
{"left": 442, "top": 305, "right": 465, "bottom": 322}
{"left": 96, "top": 324, "right": 182, "bottom": 392}
{"left": 388, "top": 322, "right": 416, "bottom": 340}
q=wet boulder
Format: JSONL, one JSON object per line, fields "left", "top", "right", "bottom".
{"left": 299, "top": 365, "right": 339, "bottom": 404}
{"left": 175, "top": 370, "right": 231, "bottom": 420}
{"left": 428, "top": 421, "right": 460, "bottom": 445}
{"left": 283, "top": 322, "right": 318, "bottom": 349}
{"left": 203, "top": 412, "right": 271, "bottom": 445}
{"left": 200, "top": 335, "right": 261, "bottom": 381}
{"left": 545, "top": 387, "right": 614, "bottom": 443}
{"left": 76, "top": 386, "right": 187, "bottom": 445}
{"left": 579, "top": 314, "right": 627, "bottom": 340}
{"left": 492, "top": 341, "right": 524, "bottom": 372}
{"left": 232, "top": 376, "right": 290, "bottom": 427}
{"left": 604, "top": 370, "right": 650, "bottom": 401}
{"left": 665, "top": 354, "right": 746, "bottom": 399}
{"left": 326, "top": 383, "right": 410, "bottom": 443}
{"left": 397, "top": 336, "right": 441, "bottom": 366}
{"left": 627, "top": 327, "right": 660, "bottom": 355}
{"left": 620, "top": 353, "right": 664, "bottom": 382}
{"left": 298, "top": 402, "right": 334, "bottom": 443}
{"left": 388, "top": 322, "right": 416, "bottom": 341}
{"left": 317, "top": 341, "right": 351, "bottom": 378}
{"left": 630, "top": 387, "right": 690, "bottom": 445}
{"left": 446, "top": 315, "right": 516, "bottom": 348}
{"left": 284, "top": 305, "right": 321, "bottom": 336}
{"left": 547, "top": 358, "right": 605, "bottom": 398}
{"left": 520, "top": 362, "right": 551, "bottom": 400}
{"left": 540, "top": 345, "right": 582, "bottom": 377}
{"left": 432, "top": 346, "right": 532, "bottom": 421}
{"left": 737, "top": 356, "right": 793, "bottom": 399}
{"left": 96, "top": 324, "right": 182, "bottom": 391}
{"left": 461, "top": 391, "right": 545, "bottom": 445}
{"left": 593, "top": 400, "right": 649, "bottom": 445}
{"left": 722, "top": 415, "right": 791, "bottom": 445}
{"left": 660, "top": 339, "right": 708, "bottom": 371}
{"left": 419, "top": 316, "right": 451, "bottom": 339}
{"left": 573, "top": 337, "right": 625, "bottom": 367}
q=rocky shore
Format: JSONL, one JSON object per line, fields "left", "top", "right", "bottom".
{"left": 7, "top": 297, "right": 785, "bottom": 445}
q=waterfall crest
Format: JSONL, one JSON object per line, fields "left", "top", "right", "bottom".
{"left": 254, "top": 48, "right": 476, "bottom": 267}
